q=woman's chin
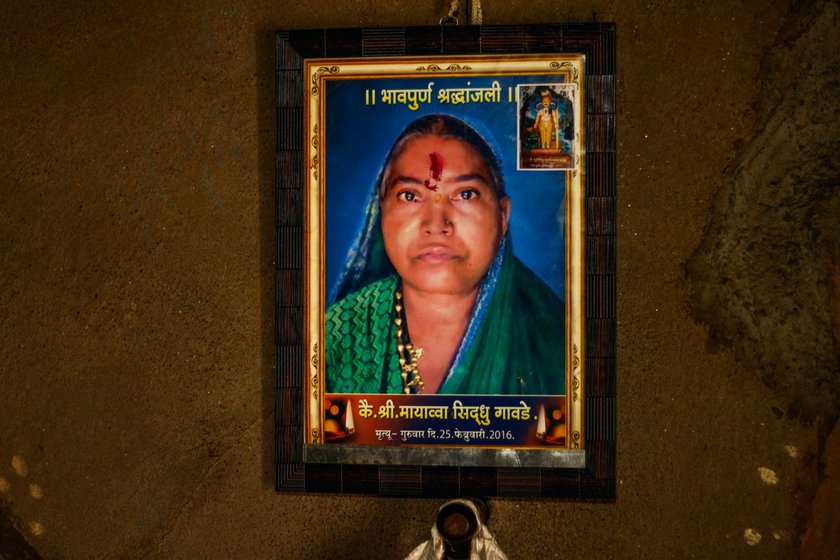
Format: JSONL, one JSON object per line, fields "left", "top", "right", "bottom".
{"left": 401, "top": 273, "right": 480, "bottom": 297}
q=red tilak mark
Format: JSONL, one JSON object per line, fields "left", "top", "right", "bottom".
{"left": 423, "top": 152, "right": 443, "bottom": 191}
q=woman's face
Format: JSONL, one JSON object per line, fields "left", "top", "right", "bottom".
{"left": 380, "top": 135, "right": 510, "bottom": 297}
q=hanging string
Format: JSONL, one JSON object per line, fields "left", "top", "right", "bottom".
{"left": 470, "top": 0, "right": 483, "bottom": 24}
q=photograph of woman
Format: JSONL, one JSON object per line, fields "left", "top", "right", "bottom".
{"left": 325, "top": 114, "right": 566, "bottom": 396}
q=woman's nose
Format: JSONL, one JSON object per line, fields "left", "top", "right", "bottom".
{"left": 421, "top": 198, "right": 453, "bottom": 235}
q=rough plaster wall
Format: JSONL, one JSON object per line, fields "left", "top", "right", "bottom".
{"left": 686, "top": 0, "right": 840, "bottom": 422}
{"left": 684, "top": 1, "right": 840, "bottom": 555}
{"left": 0, "top": 1, "right": 834, "bottom": 559}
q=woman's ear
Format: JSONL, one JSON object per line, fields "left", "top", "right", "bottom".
{"left": 499, "top": 196, "right": 511, "bottom": 238}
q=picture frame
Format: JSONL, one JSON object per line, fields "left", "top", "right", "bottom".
{"left": 276, "top": 23, "right": 615, "bottom": 499}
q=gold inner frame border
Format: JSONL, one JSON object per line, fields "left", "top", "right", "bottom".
{"left": 303, "top": 54, "right": 586, "bottom": 458}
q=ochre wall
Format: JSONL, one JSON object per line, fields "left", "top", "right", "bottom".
{"left": 1, "top": 1, "right": 837, "bottom": 558}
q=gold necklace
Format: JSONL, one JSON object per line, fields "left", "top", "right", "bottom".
{"left": 395, "top": 288, "right": 425, "bottom": 394}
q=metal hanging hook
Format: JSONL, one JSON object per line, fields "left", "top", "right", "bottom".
{"left": 440, "top": 0, "right": 460, "bottom": 25}
{"left": 439, "top": 0, "right": 482, "bottom": 26}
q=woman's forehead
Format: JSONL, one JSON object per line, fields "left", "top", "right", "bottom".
{"left": 391, "top": 136, "right": 490, "bottom": 175}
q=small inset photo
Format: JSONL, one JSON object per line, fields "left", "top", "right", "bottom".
{"left": 517, "top": 83, "right": 577, "bottom": 170}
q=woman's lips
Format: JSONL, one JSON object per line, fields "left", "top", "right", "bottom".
{"left": 415, "top": 245, "right": 460, "bottom": 263}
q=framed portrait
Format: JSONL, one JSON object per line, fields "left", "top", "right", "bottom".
{"left": 276, "top": 24, "right": 615, "bottom": 499}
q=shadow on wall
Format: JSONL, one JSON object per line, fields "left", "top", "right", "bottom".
{"left": 685, "top": 0, "right": 840, "bottom": 423}
{"left": 0, "top": 498, "right": 43, "bottom": 560}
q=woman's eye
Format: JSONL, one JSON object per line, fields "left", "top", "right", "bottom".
{"left": 397, "top": 191, "right": 418, "bottom": 202}
{"left": 458, "top": 189, "right": 479, "bottom": 201}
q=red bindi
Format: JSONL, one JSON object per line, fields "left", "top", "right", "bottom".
{"left": 423, "top": 152, "right": 444, "bottom": 191}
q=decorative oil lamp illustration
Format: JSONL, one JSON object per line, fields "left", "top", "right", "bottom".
{"left": 535, "top": 402, "right": 566, "bottom": 445}
{"left": 324, "top": 399, "right": 356, "bottom": 441}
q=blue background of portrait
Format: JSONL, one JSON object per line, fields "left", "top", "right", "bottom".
{"left": 325, "top": 74, "right": 568, "bottom": 300}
